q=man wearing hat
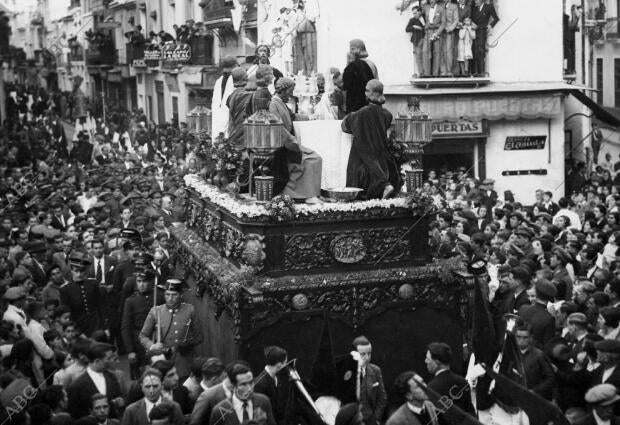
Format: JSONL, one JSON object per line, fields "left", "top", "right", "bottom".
{"left": 551, "top": 246, "right": 574, "bottom": 301}
{"left": 566, "top": 312, "right": 590, "bottom": 361}
{"left": 2, "top": 286, "right": 28, "bottom": 329}
{"left": 59, "top": 251, "right": 102, "bottom": 337}
{"left": 591, "top": 339, "right": 620, "bottom": 389}
{"left": 479, "top": 178, "right": 498, "bottom": 217}
{"left": 577, "top": 384, "right": 620, "bottom": 425}
{"left": 518, "top": 279, "right": 556, "bottom": 348}
{"left": 122, "top": 269, "right": 165, "bottom": 379}
{"left": 26, "top": 240, "right": 48, "bottom": 287}
{"left": 211, "top": 55, "right": 238, "bottom": 141}
{"left": 139, "top": 278, "right": 202, "bottom": 378}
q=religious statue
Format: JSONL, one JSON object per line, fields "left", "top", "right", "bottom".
{"left": 71, "top": 75, "right": 88, "bottom": 122}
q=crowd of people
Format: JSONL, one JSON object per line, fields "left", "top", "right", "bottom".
{"left": 5, "top": 31, "right": 620, "bottom": 424}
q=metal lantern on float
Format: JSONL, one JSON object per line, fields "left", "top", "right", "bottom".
{"left": 243, "top": 93, "right": 284, "bottom": 200}
{"left": 394, "top": 96, "right": 433, "bottom": 192}
{"left": 187, "top": 98, "right": 212, "bottom": 137}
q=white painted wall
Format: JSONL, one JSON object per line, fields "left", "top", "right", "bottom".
{"left": 258, "top": 0, "right": 563, "bottom": 85}
{"left": 484, "top": 116, "right": 566, "bottom": 203}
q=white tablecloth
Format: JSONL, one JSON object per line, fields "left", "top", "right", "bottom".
{"left": 293, "top": 120, "right": 352, "bottom": 189}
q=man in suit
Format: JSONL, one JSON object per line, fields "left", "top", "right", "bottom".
{"left": 518, "top": 280, "right": 557, "bottom": 348}
{"left": 566, "top": 312, "right": 590, "bottom": 361}
{"left": 386, "top": 371, "right": 434, "bottom": 425}
{"left": 189, "top": 361, "right": 230, "bottom": 425}
{"left": 60, "top": 251, "right": 103, "bottom": 337}
{"left": 589, "top": 340, "right": 620, "bottom": 389}
{"left": 456, "top": 0, "right": 471, "bottom": 22}
{"left": 67, "top": 342, "right": 124, "bottom": 419}
{"left": 423, "top": 0, "right": 447, "bottom": 76}
{"left": 491, "top": 266, "right": 530, "bottom": 342}
{"left": 89, "top": 393, "right": 120, "bottom": 425}
{"left": 52, "top": 236, "right": 74, "bottom": 280}
{"left": 479, "top": 178, "right": 498, "bottom": 218}
{"left": 576, "top": 384, "right": 620, "bottom": 425}
{"left": 550, "top": 247, "right": 574, "bottom": 301}
{"left": 209, "top": 362, "right": 276, "bottom": 425}
{"left": 254, "top": 346, "right": 288, "bottom": 425}
{"left": 470, "top": 0, "right": 499, "bottom": 76}
{"left": 26, "top": 241, "right": 48, "bottom": 287}
{"left": 514, "top": 321, "right": 555, "bottom": 401}
{"left": 444, "top": 0, "right": 459, "bottom": 75}
{"left": 337, "top": 336, "right": 387, "bottom": 425}
{"left": 121, "top": 368, "right": 185, "bottom": 425}
{"left": 51, "top": 203, "right": 69, "bottom": 231}
{"left": 425, "top": 342, "right": 475, "bottom": 425}
{"left": 88, "top": 238, "right": 119, "bottom": 341}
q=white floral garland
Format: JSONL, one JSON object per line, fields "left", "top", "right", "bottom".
{"left": 184, "top": 174, "right": 408, "bottom": 219}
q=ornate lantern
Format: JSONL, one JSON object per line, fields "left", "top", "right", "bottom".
{"left": 394, "top": 96, "right": 433, "bottom": 192}
{"left": 187, "top": 99, "right": 212, "bottom": 137}
{"left": 243, "top": 94, "right": 284, "bottom": 200}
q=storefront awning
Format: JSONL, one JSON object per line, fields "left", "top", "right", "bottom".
{"left": 418, "top": 93, "right": 562, "bottom": 121}
{"left": 567, "top": 89, "right": 620, "bottom": 127}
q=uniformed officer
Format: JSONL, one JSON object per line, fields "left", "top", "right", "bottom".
{"left": 59, "top": 251, "right": 102, "bottom": 337}
{"left": 121, "top": 269, "right": 165, "bottom": 379}
{"left": 139, "top": 278, "right": 202, "bottom": 379}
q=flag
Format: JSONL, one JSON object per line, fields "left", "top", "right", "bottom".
{"left": 471, "top": 276, "right": 499, "bottom": 410}
{"left": 482, "top": 364, "right": 570, "bottom": 425}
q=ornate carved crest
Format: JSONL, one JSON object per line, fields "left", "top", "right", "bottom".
{"left": 330, "top": 234, "right": 367, "bottom": 264}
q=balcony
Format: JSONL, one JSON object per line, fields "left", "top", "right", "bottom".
{"left": 86, "top": 44, "right": 117, "bottom": 66}
{"left": 188, "top": 34, "right": 214, "bottom": 65}
{"left": 126, "top": 42, "right": 145, "bottom": 64}
{"left": 202, "top": 0, "right": 233, "bottom": 27}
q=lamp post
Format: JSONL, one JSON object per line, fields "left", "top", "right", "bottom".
{"left": 243, "top": 93, "right": 284, "bottom": 200}
{"left": 187, "top": 98, "right": 212, "bottom": 138}
{"left": 394, "top": 96, "right": 433, "bottom": 192}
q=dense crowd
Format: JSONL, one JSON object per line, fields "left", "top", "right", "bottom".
{"left": 6, "top": 62, "right": 620, "bottom": 425}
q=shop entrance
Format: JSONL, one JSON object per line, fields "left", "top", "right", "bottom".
{"left": 422, "top": 138, "right": 486, "bottom": 179}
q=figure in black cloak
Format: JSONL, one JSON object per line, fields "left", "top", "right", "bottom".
{"left": 342, "top": 39, "right": 374, "bottom": 113}
{"left": 341, "top": 79, "right": 402, "bottom": 200}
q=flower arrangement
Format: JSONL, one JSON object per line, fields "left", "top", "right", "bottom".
{"left": 211, "top": 138, "right": 243, "bottom": 176}
{"left": 265, "top": 195, "right": 296, "bottom": 222}
{"left": 184, "top": 174, "right": 411, "bottom": 219}
{"left": 404, "top": 190, "right": 437, "bottom": 217}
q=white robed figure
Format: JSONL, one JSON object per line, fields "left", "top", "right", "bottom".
{"left": 211, "top": 56, "right": 237, "bottom": 141}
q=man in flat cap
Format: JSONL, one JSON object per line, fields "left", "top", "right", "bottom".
{"left": 566, "top": 312, "right": 590, "bottom": 361}
{"left": 59, "top": 251, "right": 102, "bottom": 337}
{"left": 518, "top": 279, "right": 556, "bottom": 348}
{"left": 550, "top": 247, "right": 574, "bottom": 301}
{"left": 212, "top": 55, "right": 238, "bottom": 141}
{"left": 2, "top": 286, "right": 28, "bottom": 329}
{"left": 578, "top": 384, "right": 620, "bottom": 425}
{"left": 140, "top": 278, "right": 202, "bottom": 378}
{"left": 591, "top": 339, "right": 620, "bottom": 389}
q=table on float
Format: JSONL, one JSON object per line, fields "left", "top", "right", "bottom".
{"left": 293, "top": 120, "right": 352, "bottom": 189}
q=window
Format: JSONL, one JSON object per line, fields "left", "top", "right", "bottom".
{"left": 615, "top": 59, "right": 620, "bottom": 107}
{"left": 597, "top": 58, "right": 603, "bottom": 104}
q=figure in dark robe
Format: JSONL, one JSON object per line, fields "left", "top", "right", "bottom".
{"left": 341, "top": 79, "right": 403, "bottom": 200}
{"left": 343, "top": 39, "right": 375, "bottom": 113}
{"left": 226, "top": 67, "right": 252, "bottom": 148}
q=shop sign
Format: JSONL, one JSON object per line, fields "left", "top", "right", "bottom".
{"left": 161, "top": 43, "right": 191, "bottom": 67}
{"left": 504, "top": 135, "right": 547, "bottom": 150}
{"left": 431, "top": 120, "right": 486, "bottom": 138}
{"left": 144, "top": 48, "right": 161, "bottom": 61}
{"left": 132, "top": 59, "right": 146, "bottom": 67}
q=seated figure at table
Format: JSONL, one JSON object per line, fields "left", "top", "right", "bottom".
{"left": 270, "top": 77, "right": 323, "bottom": 204}
{"left": 341, "top": 79, "right": 403, "bottom": 199}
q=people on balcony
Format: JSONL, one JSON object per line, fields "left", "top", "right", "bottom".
{"left": 471, "top": 0, "right": 499, "bottom": 76}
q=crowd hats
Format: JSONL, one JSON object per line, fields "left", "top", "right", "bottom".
{"left": 535, "top": 279, "right": 557, "bottom": 300}
{"left": 133, "top": 251, "right": 154, "bottom": 266}
{"left": 165, "top": 278, "right": 183, "bottom": 293}
{"left": 26, "top": 240, "right": 47, "bottom": 254}
{"left": 594, "top": 339, "right": 620, "bottom": 354}
{"left": 3, "top": 286, "right": 27, "bottom": 301}
{"left": 567, "top": 312, "right": 588, "bottom": 326}
{"left": 68, "top": 251, "right": 92, "bottom": 269}
{"left": 585, "top": 384, "right": 620, "bottom": 405}
{"left": 135, "top": 269, "right": 155, "bottom": 280}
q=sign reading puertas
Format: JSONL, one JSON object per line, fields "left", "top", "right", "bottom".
{"left": 504, "top": 135, "right": 547, "bottom": 150}
{"left": 431, "top": 120, "right": 487, "bottom": 138}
